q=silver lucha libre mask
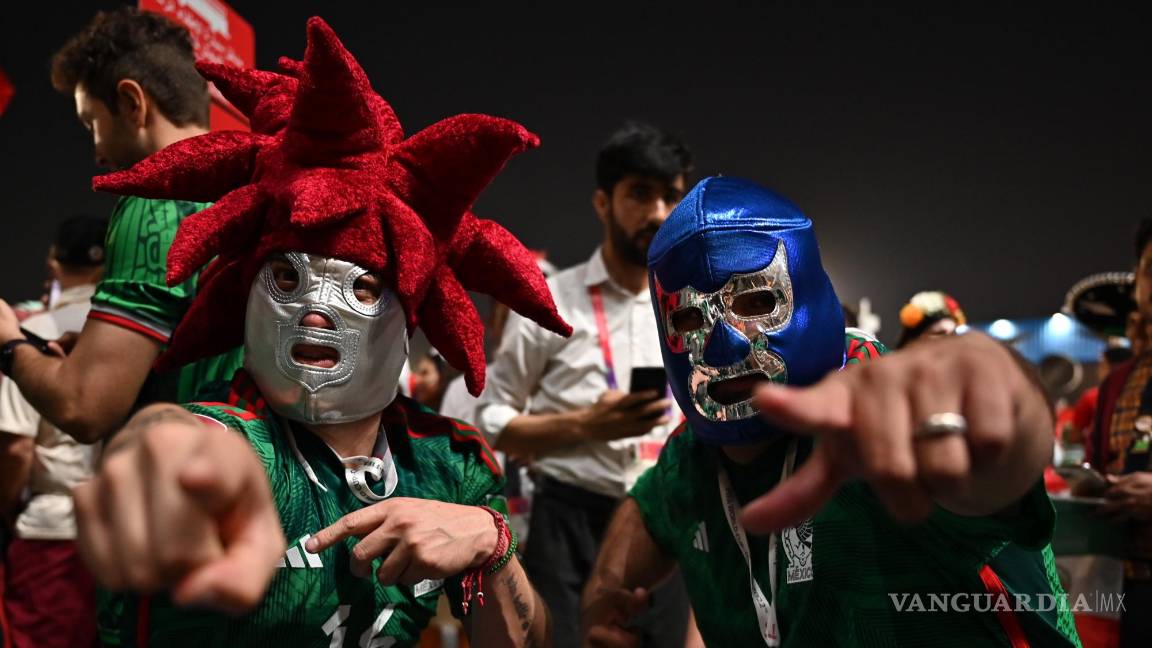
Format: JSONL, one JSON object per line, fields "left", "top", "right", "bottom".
{"left": 663, "top": 241, "right": 794, "bottom": 422}
{"left": 244, "top": 252, "right": 409, "bottom": 424}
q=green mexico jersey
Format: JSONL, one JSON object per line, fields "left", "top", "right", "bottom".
{"left": 97, "top": 370, "right": 505, "bottom": 647}
{"left": 89, "top": 195, "right": 243, "bottom": 403}
{"left": 630, "top": 331, "right": 1081, "bottom": 647}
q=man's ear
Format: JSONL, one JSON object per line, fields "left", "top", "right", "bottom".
{"left": 592, "top": 188, "right": 610, "bottom": 224}
{"left": 46, "top": 258, "right": 63, "bottom": 283}
{"left": 115, "top": 79, "right": 148, "bottom": 129}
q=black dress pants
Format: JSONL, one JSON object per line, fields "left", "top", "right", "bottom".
{"left": 522, "top": 476, "right": 690, "bottom": 648}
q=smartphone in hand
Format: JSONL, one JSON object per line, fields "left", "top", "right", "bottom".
{"left": 629, "top": 367, "right": 667, "bottom": 398}
{"left": 1055, "top": 465, "right": 1109, "bottom": 498}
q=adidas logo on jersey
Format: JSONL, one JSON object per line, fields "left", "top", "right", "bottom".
{"left": 692, "top": 521, "right": 709, "bottom": 552}
{"left": 277, "top": 533, "right": 324, "bottom": 568}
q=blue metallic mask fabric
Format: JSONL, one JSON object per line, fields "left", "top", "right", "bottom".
{"left": 648, "top": 176, "right": 845, "bottom": 445}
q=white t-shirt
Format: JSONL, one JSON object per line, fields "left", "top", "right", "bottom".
{"left": 0, "top": 285, "right": 99, "bottom": 540}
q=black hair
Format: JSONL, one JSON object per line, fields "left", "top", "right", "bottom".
{"left": 51, "top": 7, "right": 209, "bottom": 127}
{"left": 1136, "top": 218, "right": 1152, "bottom": 262}
{"left": 53, "top": 214, "right": 109, "bottom": 269}
{"left": 595, "top": 121, "right": 694, "bottom": 193}
{"left": 841, "top": 302, "right": 859, "bottom": 328}
{"left": 1104, "top": 346, "right": 1134, "bottom": 365}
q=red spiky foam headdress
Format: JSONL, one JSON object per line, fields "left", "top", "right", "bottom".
{"left": 93, "top": 17, "right": 571, "bottom": 396}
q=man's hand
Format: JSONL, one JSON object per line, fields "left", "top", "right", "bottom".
{"left": 306, "top": 499, "right": 498, "bottom": 585}
{"left": 0, "top": 300, "right": 24, "bottom": 345}
{"left": 72, "top": 405, "right": 285, "bottom": 613}
{"left": 741, "top": 332, "right": 1054, "bottom": 534}
{"left": 581, "top": 586, "right": 649, "bottom": 648}
{"left": 580, "top": 498, "right": 675, "bottom": 648}
{"left": 1099, "top": 472, "right": 1152, "bottom": 521}
{"left": 579, "top": 390, "right": 671, "bottom": 442}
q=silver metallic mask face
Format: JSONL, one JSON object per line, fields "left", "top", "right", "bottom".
{"left": 244, "top": 252, "right": 409, "bottom": 424}
{"left": 663, "top": 240, "right": 793, "bottom": 421}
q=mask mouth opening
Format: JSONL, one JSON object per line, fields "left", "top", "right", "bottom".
{"left": 291, "top": 343, "right": 341, "bottom": 369}
{"left": 706, "top": 370, "right": 772, "bottom": 406}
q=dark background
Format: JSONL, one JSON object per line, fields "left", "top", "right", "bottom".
{"left": 1, "top": 2, "right": 1149, "bottom": 346}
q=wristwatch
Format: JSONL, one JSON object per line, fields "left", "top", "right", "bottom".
{"left": 0, "top": 339, "right": 35, "bottom": 377}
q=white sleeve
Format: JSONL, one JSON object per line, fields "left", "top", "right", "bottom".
{"left": 437, "top": 375, "right": 476, "bottom": 423}
{"left": 476, "top": 308, "right": 554, "bottom": 443}
{"left": 0, "top": 376, "right": 40, "bottom": 438}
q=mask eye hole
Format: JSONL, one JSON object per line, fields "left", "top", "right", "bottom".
{"left": 269, "top": 257, "right": 300, "bottom": 293}
{"left": 670, "top": 307, "right": 705, "bottom": 333}
{"left": 352, "top": 272, "right": 382, "bottom": 305}
{"left": 732, "top": 290, "right": 777, "bottom": 317}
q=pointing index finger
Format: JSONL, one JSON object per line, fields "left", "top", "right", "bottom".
{"left": 306, "top": 504, "right": 390, "bottom": 553}
{"left": 753, "top": 372, "right": 854, "bottom": 437}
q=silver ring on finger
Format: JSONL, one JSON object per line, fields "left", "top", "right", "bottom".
{"left": 915, "top": 412, "right": 968, "bottom": 439}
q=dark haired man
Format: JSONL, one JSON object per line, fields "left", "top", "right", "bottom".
{"left": 1089, "top": 218, "right": 1152, "bottom": 646}
{"left": 0, "top": 215, "right": 108, "bottom": 648}
{"left": 0, "top": 7, "right": 242, "bottom": 443}
{"left": 477, "top": 121, "right": 697, "bottom": 647}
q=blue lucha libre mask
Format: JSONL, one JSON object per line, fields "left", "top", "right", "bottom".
{"left": 648, "top": 176, "right": 845, "bottom": 445}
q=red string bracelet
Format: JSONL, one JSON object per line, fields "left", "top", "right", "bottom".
{"left": 460, "top": 505, "right": 513, "bottom": 615}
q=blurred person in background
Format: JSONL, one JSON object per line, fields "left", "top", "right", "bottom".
{"left": 1087, "top": 218, "right": 1152, "bottom": 646}
{"left": 477, "top": 121, "right": 696, "bottom": 648}
{"left": 1056, "top": 346, "right": 1134, "bottom": 448}
{"left": 0, "top": 215, "right": 108, "bottom": 648}
{"left": 409, "top": 350, "right": 449, "bottom": 412}
{"left": 0, "top": 7, "right": 243, "bottom": 444}
{"left": 896, "top": 290, "right": 966, "bottom": 348}
{"left": 1126, "top": 311, "right": 1148, "bottom": 357}
{"left": 841, "top": 302, "right": 859, "bottom": 329}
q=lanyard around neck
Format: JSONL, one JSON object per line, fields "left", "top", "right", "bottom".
{"left": 716, "top": 439, "right": 798, "bottom": 647}
{"left": 588, "top": 284, "right": 619, "bottom": 390}
{"left": 286, "top": 421, "right": 398, "bottom": 504}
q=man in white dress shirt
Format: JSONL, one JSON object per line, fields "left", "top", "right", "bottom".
{"left": 477, "top": 122, "right": 695, "bottom": 648}
{"left": 0, "top": 215, "right": 107, "bottom": 648}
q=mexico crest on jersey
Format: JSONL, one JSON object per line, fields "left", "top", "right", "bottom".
{"left": 782, "top": 519, "right": 814, "bottom": 584}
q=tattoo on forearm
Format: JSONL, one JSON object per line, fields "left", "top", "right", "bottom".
{"left": 107, "top": 406, "right": 194, "bottom": 455}
{"left": 130, "top": 406, "right": 192, "bottom": 429}
{"left": 503, "top": 571, "right": 536, "bottom": 646}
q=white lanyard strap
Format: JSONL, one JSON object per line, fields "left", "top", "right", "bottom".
{"left": 339, "top": 430, "right": 398, "bottom": 504}
{"left": 341, "top": 450, "right": 398, "bottom": 504}
{"left": 286, "top": 421, "right": 398, "bottom": 503}
{"left": 716, "top": 440, "right": 798, "bottom": 647}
